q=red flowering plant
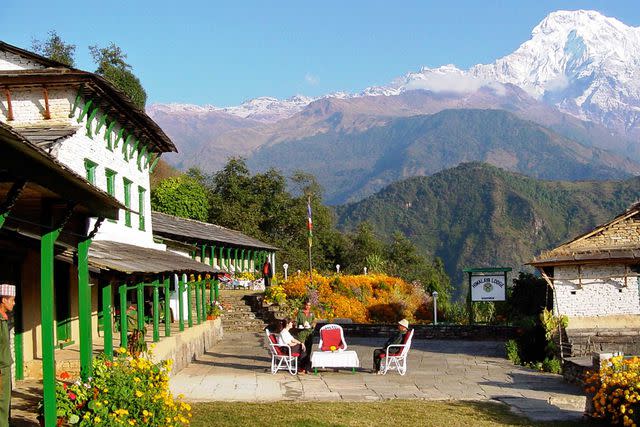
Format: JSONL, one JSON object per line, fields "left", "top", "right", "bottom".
{"left": 37, "top": 371, "right": 82, "bottom": 425}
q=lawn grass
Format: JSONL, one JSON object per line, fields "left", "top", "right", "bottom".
{"left": 191, "top": 400, "right": 595, "bottom": 427}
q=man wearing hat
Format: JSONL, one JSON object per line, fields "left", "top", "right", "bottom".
{"left": 0, "top": 284, "right": 15, "bottom": 427}
{"left": 372, "top": 319, "right": 409, "bottom": 374}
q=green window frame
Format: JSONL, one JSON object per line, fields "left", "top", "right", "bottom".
{"left": 84, "top": 159, "right": 98, "bottom": 185}
{"left": 106, "top": 169, "right": 117, "bottom": 223}
{"left": 123, "top": 177, "right": 132, "bottom": 227}
{"left": 138, "top": 186, "right": 146, "bottom": 231}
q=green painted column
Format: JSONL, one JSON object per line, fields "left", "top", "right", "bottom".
{"left": 240, "top": 249, "right": 245, "bottom": 273}
{"left": 219, "top": 246, "right": 224, "bottom": 270}
{"left": 202, "top": 280, "right": 207, "bottom": 317}
{"left": 41, "top": 226, "right": 61, "bottom": 427}
{"left": 200, "top": 244, "right": 206, "bottom": 264}
{"left": 187, "top": 281, "right": 193, "bottom": 328}
{"left": 210, "top": 245, "right": 216, "bottom": 268}
{"left": 226, "top": 248, "right": 231, "bottom": 272}
{"left": 14, "top": 278, "right": 24, "bottom": 380}
{"left": 164, "top": 277, "right": 171, "bottom": 337}
{"left": 152, "top": 283, "right": 160, "bottom": 342}
{"left": 195, "top": 281, "right": 202, "bottom": 324}
{"left": 178, "top": 278, "right": 185, "bottom": 332}
{"left": 233, "top": 248, "right": 238, "bottom": 273}
{"left": 136, "top": 282, "right": 144, "bottom": 332}
{"left": 102, "top": 283, "right": 113, "bottom": 359}
{"left": 77, "top": 238, "right": 93, "bottom": 380}
{"left": 119, "top": 285, "right": 127, "bottom": 347}
{"left": 214, "top": 279, "right": 219, "bottom": 302}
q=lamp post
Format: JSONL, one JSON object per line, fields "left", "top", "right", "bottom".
{"left": 336, "top": 264, "right": 340, "bottom": 274}
{"left": 283, "top": 263, "right": 289, "bottom": 281}
{"left": 363, "top": 267, "right": 367, "bottom": 275}
{"left": 432, "top": 291, "right": 438, "bottom": 325}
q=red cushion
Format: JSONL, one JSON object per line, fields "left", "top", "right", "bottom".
{"left": 403, "top": 331, "right": 411, "bottom": 344}
{"left": 269, "top": 334, "right": 287, "bottom": 356}
{"left": 291, "top": 353, "right": 300, "bottom": 357}
{"left": 320, "top": 328, "right": 343, "bottom": 351}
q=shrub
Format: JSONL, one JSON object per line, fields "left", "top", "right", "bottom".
{"left": 505, "top": 339, "right": 521, "bottom": 365}
{"left": 40, "top": 348, "right": 191, "bottom": 426}
{"left": 542, "top": 357, "right": 562, "bottom": 374}
{"left": 264, "top": 285, "right": 287, "bottom": 305}
{"left": 585, "top": 355, "right": 640, "bottom": 425}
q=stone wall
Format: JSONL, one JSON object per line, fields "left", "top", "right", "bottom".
{"left": 153, "top": 318, "right": 224, "bottom": 375}
{"left": 0, "top": 50, "right": 45, "bottom": 71}
{"left": 568, "top": 216, "right": 640, "bottom": 249}
{"left": 564, "top": 328, "right": 640, "bottom": 357}
{"left": 315, "top": 322, "right": 518, "bottom": 341}
{"left": 554, "top": 264, "right": 640, "bottom": 317}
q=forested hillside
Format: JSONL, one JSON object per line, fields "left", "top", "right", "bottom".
{"left": 336, "top": 162, "right": 640, "bottom": 292}
{"left": 248, "top": 109, "right": 640, "bottom": 204}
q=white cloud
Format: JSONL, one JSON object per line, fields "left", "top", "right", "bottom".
{"left": 544, "top": 74, "right": 570, "bottom": 92}
{"left": 305, "top": 73, "right": 319, "bottom": 86}
{"left": 403, "top": 70, "right": 507, "bottom": 96}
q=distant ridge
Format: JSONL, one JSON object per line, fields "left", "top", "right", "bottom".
{"left": 336, "top": 162, "right": 640, "bottom": 291}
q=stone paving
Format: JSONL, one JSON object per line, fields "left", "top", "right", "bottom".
{"left": 170, "top": 332, "right": 587, "bottom": 422}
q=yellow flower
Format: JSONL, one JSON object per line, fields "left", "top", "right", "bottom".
{"left": 135, "top": 390, "right": 143, "bottom": 397}
{"left": 95, "top": 416, "right": 101, "bottom": 423}
{"left": 117, "top": 347, "right": 127, "bottom": 354}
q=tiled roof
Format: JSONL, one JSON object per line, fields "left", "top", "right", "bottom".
{"left": 151, "top": 211, "right": 277, "bottom": 251}
{"left": 10, "top": 125, "right": 79, "bottom": 148}
{"left": 89, "top": 240, "right": 220, "bottom": 274}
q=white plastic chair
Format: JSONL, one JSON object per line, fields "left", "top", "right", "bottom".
{"left": 265, "top": 328, "right": 298, "bottom": 375}
{"left": 381, "top": 329, "right": 414, "bottom": 375}
{"left": 318, "top": 324, "right": 347, "bottom": 351}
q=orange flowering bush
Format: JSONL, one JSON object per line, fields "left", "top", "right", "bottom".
{"left": 585, "top": 355, "right": 640, "bottom": 426}
{"left": 280, "top": 272, "right": 426, "bottom": 323}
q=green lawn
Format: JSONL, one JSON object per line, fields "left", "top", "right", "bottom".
{"left": 191, "top": 401, "right": 596, "bottom": 427}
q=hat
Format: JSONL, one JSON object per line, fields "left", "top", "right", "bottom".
{"left": 0, "top": 284, "right": 15, "bottom": 297}
{"left": 398, "top": 319, "right": 409, "bottom": 329}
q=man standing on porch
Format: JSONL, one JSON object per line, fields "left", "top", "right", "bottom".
{"left": 0, "top": 283, "right": 15, "bottom": 427}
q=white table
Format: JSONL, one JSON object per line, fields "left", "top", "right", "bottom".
{"left": 311, "top": 350, "right": 360, "bottom": 374}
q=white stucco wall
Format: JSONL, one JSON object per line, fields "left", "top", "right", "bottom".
{"left": 553, "top": 264, "right": 640, "bottom": 317}
{"left": 1, "top": 83, "right": 161, "bottom": 249}
{"left": 0, "top": 50, "right": 45, "bottom": 71}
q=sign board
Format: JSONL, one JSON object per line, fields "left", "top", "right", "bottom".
{"left": 470, "top": 274, "right": 506, "bottom": 301}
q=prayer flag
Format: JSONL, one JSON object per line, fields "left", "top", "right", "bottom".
{"left": 307, "top": 199, "right": 313, "bottom": 247}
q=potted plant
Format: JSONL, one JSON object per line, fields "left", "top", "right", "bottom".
{"left": 207, "top": 301, "right": 223, "bottom": 320}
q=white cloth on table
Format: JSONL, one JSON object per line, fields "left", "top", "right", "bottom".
{"left": 311, "top": 350, "right": 360, "bottom": 369}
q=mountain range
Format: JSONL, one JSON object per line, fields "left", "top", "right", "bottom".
{"left": 148, "top": 9, "right": 640, "bottom": 204}
{"left": 335, "top": 162, "right": 640, "bottom": 290}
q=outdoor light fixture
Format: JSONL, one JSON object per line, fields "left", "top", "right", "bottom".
{"left": 283, "top": 263, "right": 289, "bottom": 281}
{"left": 336, "top": 264, "right": 340, "bottom": 274}
{"left": 432, "top": 291, "right": 438, "bottom": 325}
{"left": 364, "top": 267, "right": 367, "bottom": 275}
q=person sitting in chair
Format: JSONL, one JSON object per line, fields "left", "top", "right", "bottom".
{"left": 276, "top": 318, "right": 311, "bottom": 374}
{"left": 372, "top": 319, "right": 409, "bottom": 374}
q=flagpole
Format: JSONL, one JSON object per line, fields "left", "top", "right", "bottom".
{"left": 307, "top": 195, "right": 313, "bottom": 286}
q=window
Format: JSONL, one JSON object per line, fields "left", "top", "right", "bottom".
{"left": 84, "top": 159, "right": 97, "bottom": 184}
{"left": 106, "top": 169, "right": 117, "bottom": 222}
{"left": 123, "top": 178, "right": 132, "bottom": 227}
{"left": 138, "top": 186, "right": 146, "bottom": 231}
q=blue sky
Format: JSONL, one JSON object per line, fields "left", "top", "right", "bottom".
{"left": 2, "top": 0, "right": 639, "bottom": 106}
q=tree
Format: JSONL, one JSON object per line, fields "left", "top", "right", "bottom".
{"left": 31, "top": 30, "right": 76, "bottom": 67}
{"left": 90, "top": 43, "right": 147, "bottom": 109}
{"left": 151, "top": 176, "right": 209, "bottom": 221}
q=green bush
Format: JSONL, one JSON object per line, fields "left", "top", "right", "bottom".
{"left": 542, "top": 357, "right": 562, "bottom": 374}
{"left": 505, "top": 339, "right": 521, "bottom": 365}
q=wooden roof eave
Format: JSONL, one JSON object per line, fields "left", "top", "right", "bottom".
{"left": 0, "top": 123, "right": 123, "bottom": 219}
{"left": 0, "top": 70, "right": 176, "bottom": 154}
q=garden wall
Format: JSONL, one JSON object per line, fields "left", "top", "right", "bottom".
{"left": 316, "top": 322, "right": 518, "bottom": 341}
{"left": 563, "top": 328, "right": 640, "bottom": 357}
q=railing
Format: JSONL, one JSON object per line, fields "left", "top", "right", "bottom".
{"left": 107, "top": 277, "right": 220, "bottom": 355}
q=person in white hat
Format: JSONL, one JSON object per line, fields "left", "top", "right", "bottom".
{"left": 0, "top": 283, "right": 15, "bottom": 427}
{"left": 372, "top": 319, "right": 409, "bottom": 374}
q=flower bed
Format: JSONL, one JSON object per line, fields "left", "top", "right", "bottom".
{"left": 275, "top": 272, "right": 428, "bottom": 323}
{"left": 41, "top": 348, "right": 191, "bottom": 426}
{"left": 585, "top": 355, "right": 640, "bottom": 426}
